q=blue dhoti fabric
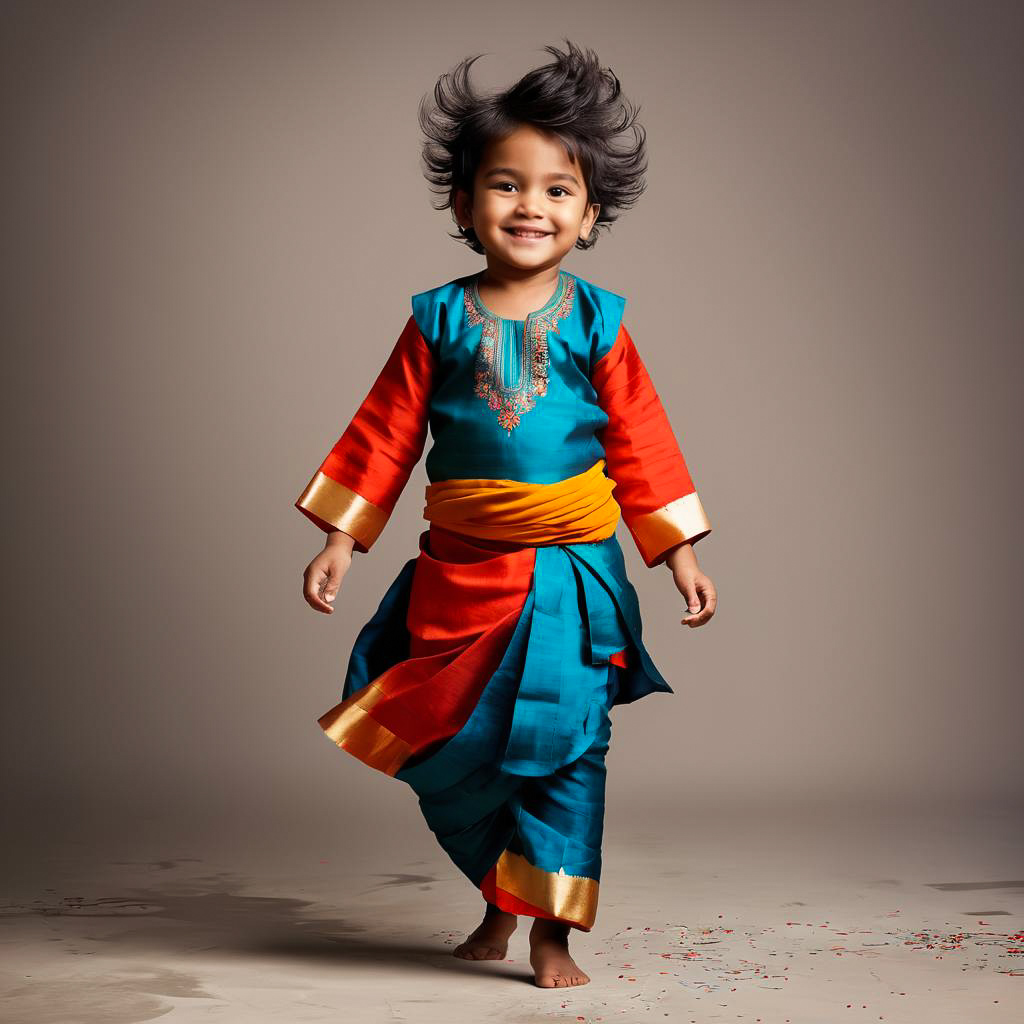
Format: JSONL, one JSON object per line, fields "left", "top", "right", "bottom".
{"left": 318, "top": 523, "right": 672, "bottom": 930}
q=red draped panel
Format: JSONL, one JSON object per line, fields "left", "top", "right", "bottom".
{"left": 319, "top": 527, "right": 536, "bottom": 762}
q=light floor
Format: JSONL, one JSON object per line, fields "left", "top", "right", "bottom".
{"left": 1, "top": 801, "right": 1021, "bottom": 1023}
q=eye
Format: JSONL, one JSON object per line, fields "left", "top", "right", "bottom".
{"left": 491, "top": 182, "right": 570, "bottom": 197}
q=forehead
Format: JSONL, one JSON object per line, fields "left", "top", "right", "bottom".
{"left": 478, "top": 125, "right": 580, "bottom": 173}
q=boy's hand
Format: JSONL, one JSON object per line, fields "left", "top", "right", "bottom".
{"left": 664, "top": 542, "right": 717, "bottom": 627}
{"left": 302, "top": 530, "right": 356, "bottom": 614}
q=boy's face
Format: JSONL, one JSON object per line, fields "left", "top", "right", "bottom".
{"left": 455, "top": 124, "right": 600, "bottom": 271}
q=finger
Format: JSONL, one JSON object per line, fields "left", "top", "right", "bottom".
{"left": 680, "top": 582, "right": 702, "bottom": 616}
{"left": 321, "top": 573, "right": 340, "bottom": 605}
{"left": 684, "top": 584, "right": 717, "bottom": 626}
{"left": 303, "top": 567, "right": 334, "bottom": 613}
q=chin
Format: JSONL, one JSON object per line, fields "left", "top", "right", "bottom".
{"left": 502, "top": 241, "right": 563, "bottom": 262}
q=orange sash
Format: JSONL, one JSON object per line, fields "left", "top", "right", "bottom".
{"left": 422, "top": 459, "right": 621, "bottom": 545}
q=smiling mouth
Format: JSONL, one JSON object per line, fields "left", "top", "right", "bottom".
{"left": 504, "top": 228, "right": 551, "bottom": 239}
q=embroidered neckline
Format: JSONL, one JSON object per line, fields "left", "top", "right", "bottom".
{"left": 464, "top": 270, "right": 576, "bottom": 434}
{"left": 468, "top": 271, "right": 567, "bottom": 323}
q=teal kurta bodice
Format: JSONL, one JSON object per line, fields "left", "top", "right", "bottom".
{"left": 411, "top": 269, "right": 623, "bottom": 484}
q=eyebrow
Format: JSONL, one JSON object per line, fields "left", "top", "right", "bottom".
{"left": 483, "top": 167, "right": 581, "bottom": 187}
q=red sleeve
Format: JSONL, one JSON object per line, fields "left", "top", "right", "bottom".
{"left": 591, "top": 322, "right": 711, "bottom": 567}
{"left": 294, "top": 314, "right": 435, "bottom": 553}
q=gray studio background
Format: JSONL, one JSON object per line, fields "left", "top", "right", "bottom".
{"left": 3, "top": 0, "right": 1021, "bottom": 865}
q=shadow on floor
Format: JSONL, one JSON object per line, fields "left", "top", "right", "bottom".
{"left": 3, "top": 875, "right": 531, "bottom": 982}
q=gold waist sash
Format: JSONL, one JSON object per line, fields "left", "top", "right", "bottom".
{"left": 423, "top": 459, "right": 621, "bottom": 545}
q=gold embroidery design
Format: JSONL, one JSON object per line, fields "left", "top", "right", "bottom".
{"left": 464, "top": 271, "right": 575, "bottom": 433}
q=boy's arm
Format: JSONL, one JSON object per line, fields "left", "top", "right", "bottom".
{"left": 295, "top": 314, "right": 435, "bottom": 553}
{"left": 591, "top": 321, "right": 711, "bottom": 568}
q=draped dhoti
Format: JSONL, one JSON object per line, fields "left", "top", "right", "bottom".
{"left": 316, "top": 459, "right": 673, "bottom": 931}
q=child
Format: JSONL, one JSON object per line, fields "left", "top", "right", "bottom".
{"left": 295, "top": 40, "right": 717, "bottom": 989}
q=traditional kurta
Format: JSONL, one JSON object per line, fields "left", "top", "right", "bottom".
{"left": 295, "top": 268, "right": 711, "bottom": 930}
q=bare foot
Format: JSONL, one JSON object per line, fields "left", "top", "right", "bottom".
{"left": 529, "top": 918, "right": 591, "bottom": 987}
{"left": 453, "top": 903, "right": 517, "bottom": 960}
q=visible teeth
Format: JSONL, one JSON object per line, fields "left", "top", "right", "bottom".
{"left": 511, "top": 229, "right": 546, "bottom": 237}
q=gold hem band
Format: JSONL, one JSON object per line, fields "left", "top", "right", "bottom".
{"left": 495, "top": 849, "right": 599, "bottom": 930}
{"left": 317, "top": 685, "right": 411, "bottom": 776}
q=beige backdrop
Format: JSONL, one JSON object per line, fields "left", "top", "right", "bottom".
{"left": 3, "top": 0, "right": 1021, "bottom": 852}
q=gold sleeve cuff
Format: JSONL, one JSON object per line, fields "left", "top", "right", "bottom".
{"left": 294, "top": 472, "right": 389, "bottom": 553}
{"left": 628, "top": 491, "right": 712, "bottom": 567}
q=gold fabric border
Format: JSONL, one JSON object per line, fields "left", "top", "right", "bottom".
{"left": 630, "top": 491, "right": 712, "bottom": 567}
{"left": 317, "top": 684, "right": 411, "bottom": 776}
{"left": 495, "top": 849, "right": 599, "bottom": 930}
{"left": 295, "top": 472, "right": 388, "bottom": 553}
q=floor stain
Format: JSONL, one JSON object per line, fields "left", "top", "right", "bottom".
{"left": 2, "top": 968, "right": 209, "bottom": 1024}
{"left": 109, "top": 859, "right": 204, "bottom": 871}
{"left": 0, "top": 879, "right": 367, "bottom": 957}
{"left": 928, "top": 880, "right": 1024, "bottom": 891}
{"left": 363, "top": 873, "right": 439, "bottom": 890}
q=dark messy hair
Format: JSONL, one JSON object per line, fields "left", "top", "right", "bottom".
{"left": 418, "top": 39, "right": 648, "bottom": 254}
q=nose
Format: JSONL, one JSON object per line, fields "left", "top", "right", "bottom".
{"left": 515, "top": 188, "right": 546, "bottom": 218}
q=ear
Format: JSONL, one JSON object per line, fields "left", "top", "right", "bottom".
{"left": 579, "top": 202, "right": 601, "bottom": 240}
{"left": 454, "top": 188, "right": 474, "bottom": 230}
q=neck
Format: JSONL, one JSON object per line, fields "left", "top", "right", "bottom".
{"left": 479, "top": 259, "right": 562, "bottom": 296}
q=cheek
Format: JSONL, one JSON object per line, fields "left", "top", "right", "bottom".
{"left": 475, "top": 196, "right": 506, "bottom": 228}
{"left": 555, "top": 202, "right": 587, "bottom": 229}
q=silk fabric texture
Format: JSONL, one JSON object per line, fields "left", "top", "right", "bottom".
{"left": 296, "top": 270, "right": 712, "bottom": 930}
{"left": 318, "top": 515, "right": 660, "bottom": 929}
